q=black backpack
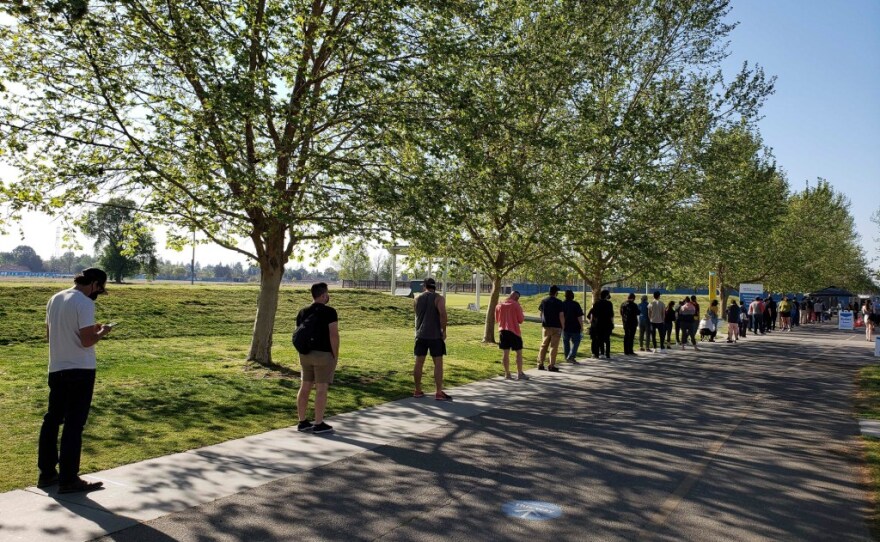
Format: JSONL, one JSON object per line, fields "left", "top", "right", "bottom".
{"left": 292, "top": 306, "right": 320, "bottom": 354}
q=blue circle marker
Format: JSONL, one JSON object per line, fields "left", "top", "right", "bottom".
{"left": 502, "top": 500, "right": 563, "bottom": 520}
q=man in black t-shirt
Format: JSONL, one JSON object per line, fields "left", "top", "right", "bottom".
{"left": 537, "top": 285, "right": 565, "bottom": 372}
{"left": 620, "top": 293, "right": 640, "bottom": 355}
{"left": 561, "top": 290, "right": 584, "bottom": 364}
{"left": 295, "top": 282, "right": 339, "bottom": 434}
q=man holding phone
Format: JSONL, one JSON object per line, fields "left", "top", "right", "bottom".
{"left": 38, "top": 268, "right": 113, "bottom": 493}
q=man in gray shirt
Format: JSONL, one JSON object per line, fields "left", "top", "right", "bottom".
{"left": 39, "top": 268, "right": 113, "bottom": 493}
{"left": 413, "top": 278, "right": 451, "bottom": 400}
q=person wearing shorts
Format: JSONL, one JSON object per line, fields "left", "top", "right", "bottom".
{"left": 537, "top": 285, "right": 565, "bottom": 371}
{"left": 413, "top": 278, "right": 451, "bottom": 400}
{"left": 296, "top": 282, "right": 339, "bottom": 434}
{"left": 496, "top": 291, "right": 528, "bottom": 380}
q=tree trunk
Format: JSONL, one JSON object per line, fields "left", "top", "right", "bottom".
{"left": 248, "top": 250, "right": 285, "bottom": 366}
{"left": 589, "top": 277, "right": 603, "bottom": 304}
{"left": 482, "top": 274, "right": 503, "bottom": 343}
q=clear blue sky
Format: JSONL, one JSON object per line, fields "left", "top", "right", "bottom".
{"left": 721, "top": 0, "right": 880, "bottom": 263}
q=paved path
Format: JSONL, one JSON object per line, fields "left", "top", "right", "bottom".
{"left": 1, "top": 324, "right": 877, "bottom": 541}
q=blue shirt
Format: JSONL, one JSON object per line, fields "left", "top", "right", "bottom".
{"left": 638, "top": 301, "right": 650, "bottom": 324}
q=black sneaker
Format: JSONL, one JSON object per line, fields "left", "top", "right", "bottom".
{"left": 538, "top": 364, "right": 546, "bottom": 370}
{"left": 297, "top": 420, "right": 314, "bottom": 432}
{"left": 547, "top": 365, "right": 560, "bottom": 372}
{"left": 312, "top": 422, "right": 334, "bottom": 434}
{"left": 58, "top": 478, "right": 103, "bottom": 494}
{"left": 37, "top": 473, "right": 58, "bottom": 488}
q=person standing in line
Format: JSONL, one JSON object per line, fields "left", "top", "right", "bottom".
{"left": 621, "top": 293, "right": 640, "bottom": 356}
{"left": 767, "top": 295, "right": 778, "bottom": 331}
{"left": 38, "top": 268, "right": 112, "bottom": 493}
{"left": 726, "top": 300, "right": 740, "bottom": 343}
{"left": 807, "top": 297, "right": 815, "bottom": 323}
{"left": 778, "top": 296, "right": 792, "bottom": 331}
{"left": 678, "top": 297, "right": 699, "bottom": 350}
{"left": 762, "top": 298, "right": 772, "bottom": 333}
{"left": 738, "top": 299, "right": 748, "bottom": 338}
{"left": 537, "top": 285, "right": 565, "bottom": 372}
{"left": 706, "top": 299, "right": 720, "bottom": 342}
{"left": 561, "top": 289, "right": 585, "bottom": 364}
{"left": 748, "top": 297, "right": 764, "bottom": 335}
{"left": 690, "top": 295, "right": 701, "bottom": 343}
{"left": 814, "top": 299, "right": 824, "bottom": 323}
{"left": 296, "top": 282, "right": 340, "bottom": 433}
{"left": 664, "top": 300, "right": 676, "bottom": 346}
{"left": 496, "top": 291, "right": 529, "bottom": 380}
{"left": 790, "top": 297, "right": 800, "bottom": 328}
{"left": 592, "top": 289, "right": 615, "bottom": 359}
{"left": 413, "top": 278, "right": 451, "bottom": 400}
{"left": 638, "top": 295, "right": 651, "bottom": 352}
{"left": 674, "top": 299, "right": 684, "bottom": 344}
{"left": 648, "top": 291, "right": 666, "bottom": 351}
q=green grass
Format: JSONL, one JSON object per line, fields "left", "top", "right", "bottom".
{"left": 856, "top": 366, "right": 880, "bottom": 538}
{"left": 3, "top": 283, "right": 617, "bottom": 492}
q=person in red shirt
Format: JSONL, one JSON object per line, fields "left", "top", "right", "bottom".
{"left": 496, "top": 291, "right": 529, "bottom": 381}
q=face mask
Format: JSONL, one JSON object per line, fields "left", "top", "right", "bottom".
{"left": 88, "top": 284, "right": 106, "bottom": 301}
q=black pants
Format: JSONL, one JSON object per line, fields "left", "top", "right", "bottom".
{"left": 674, "top": 321, "right": 681, "bottom": 343}
{"left": 750, "top": 314, "right": 763, "bottom": 333}
{"left": 651, "top": 323, "right": 665, "bottom": 349}
{"left": 681, "top": 323, "right": 697, "bottom": 345}
{"left": 38, "top": 369, "right": 96, "bottom": 484}
{"left": 623, "top": 323, "right": 637, "bottom": 354}
{"left": 597, "top": 330, "right": 611, "bottom": 358}
{"left": 770, "top": 311, "right": 777, "bottom": 330}
{"left": 665, "top": 322, "right": 673, "bottom": 344}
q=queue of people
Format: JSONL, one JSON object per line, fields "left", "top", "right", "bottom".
{"left": 37, "top": 272, "right": 871, "bottom": 495}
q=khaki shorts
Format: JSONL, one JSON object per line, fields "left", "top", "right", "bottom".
{"left": 299, "top": 350, "right": 337, "bottom": 384}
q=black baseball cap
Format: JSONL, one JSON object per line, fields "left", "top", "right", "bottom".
{"left": 424, "top": 278, "right": 437, "bottom": 290}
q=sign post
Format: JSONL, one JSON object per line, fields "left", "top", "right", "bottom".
{"left": 739, "top": 283, "right": 763, "bottom": 306}
{"left": 709, "top": 272, "right": 718, "bottom": 307}
{"left": 838, "top": 311, "right": 854, "bottom": 330}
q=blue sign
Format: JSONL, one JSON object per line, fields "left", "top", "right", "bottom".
{"left": 502, "top": 500, "right": 563, "bottom": 520}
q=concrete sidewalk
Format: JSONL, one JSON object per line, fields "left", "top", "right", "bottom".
{"left": 1, "top": 323, "right": 876, "bottom": 541}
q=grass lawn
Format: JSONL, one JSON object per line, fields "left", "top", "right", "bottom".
{"left": 855, "top": 365, "right": 880, "bottom": 537}
{"left": 0, "top": 282, "right": 625, "bottom": 492}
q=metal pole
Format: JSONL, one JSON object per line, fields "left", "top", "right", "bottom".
{"left": 443, "top": 257, "right": 450, "bottom": 298}
{"left": 191, "top": 230, "right": 196, "bottom": 285}
{"left": 390, "top": 249, "right": 397, "bottom": 295}
{"left": 475, "top": 271, "right": 482, "bottom": 310}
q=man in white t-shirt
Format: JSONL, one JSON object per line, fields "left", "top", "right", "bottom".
{"left": 38, "top": 268, "right": 113, "bottom": 493}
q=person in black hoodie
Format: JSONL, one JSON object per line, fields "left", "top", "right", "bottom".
{"left": 590, "top": 289, "right": 615, "bottom": 359}
{"left": 620, "top": 293, "right": 640, "bottom": 355}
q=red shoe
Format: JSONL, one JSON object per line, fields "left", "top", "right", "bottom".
{"left": 435, "top": 391, "right": 453, "bottom": 401}
{"left": 413, "top": 390, "right": 425, "bottom": 398}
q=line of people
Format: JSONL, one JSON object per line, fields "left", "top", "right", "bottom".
{"left": 525, "top": 286, "right": 833, "bottom": 369}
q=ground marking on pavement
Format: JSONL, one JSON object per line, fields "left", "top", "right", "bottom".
{"left": 501, "top": 500, "right": 563, "bottom": 521}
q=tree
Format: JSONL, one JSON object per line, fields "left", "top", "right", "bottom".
{"left": 681, "top": 125, "right": 787, "bottom": 309}
{"left": 773, "top": 180, "right": 874, "bottom": 293}
{"left": 0, "top": 0, "right": 437, "bottom": 366}
{"left": 371, "top": 250, "right": 391, "bottom": 282}
{"left": 380, "top": 0, "right": 586, "bottom": 343}
{"left": 335, "top": 240, "right": 371, "bottom": 281}
{"left": 80, "top": 197, "right": 158, "bottom": 282}
{"left": 9, "top": 244, "right": 44, "bottom": 271}
{"left": 555, "top": 0, "right": 773, "bottom": 304}
{"left": 872, "top": 206, "right": 880, "bottom": 281}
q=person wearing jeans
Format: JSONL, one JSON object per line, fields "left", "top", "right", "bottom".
{"left": 561, "top": 290, "right": 584, "bottom": 363}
